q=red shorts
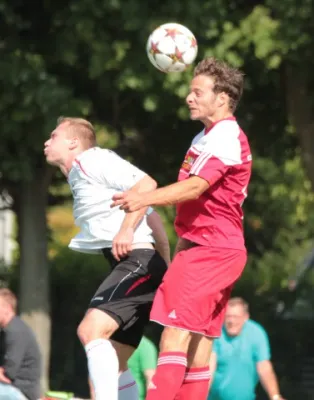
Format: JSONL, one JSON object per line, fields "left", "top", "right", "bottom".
{"left": 150, "top": 246, "right": 247, "bottom": 337}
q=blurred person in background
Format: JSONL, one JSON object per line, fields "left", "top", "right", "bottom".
{"left": 0, "top": 288, "right": 42, "bottom": 400}
{"left": 207, "top": 297, "right": 285, "bottom": 400}
{"left": 44, "top": 117, "right": 169, "bottom": 400}
{"left": 127, "top": 332, "right": 158, "bottom": 400}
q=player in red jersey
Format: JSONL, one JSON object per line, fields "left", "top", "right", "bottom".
{"left": 111, "top": 57, "right": 252, "bottom": 400}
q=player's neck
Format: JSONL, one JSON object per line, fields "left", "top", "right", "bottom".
{"left": 203, "top": 111, "right": 234, "bottom": 129}
{"left": 60, "top": 148, "right": 86, "bottom": 177}
{"left": 59, "top": 155, "right": 77, "bottom": 177}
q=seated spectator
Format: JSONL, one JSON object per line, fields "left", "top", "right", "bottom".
{"left": 0, "top": 288, "right": 42, "bottom": 400}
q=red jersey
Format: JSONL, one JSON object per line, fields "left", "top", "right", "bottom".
{"left": 175, "top": 117, "right": 252, "bottom": 250}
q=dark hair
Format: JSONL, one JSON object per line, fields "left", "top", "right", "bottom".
{"left": 194, "top": 57, "right": 244, "bottom": 112}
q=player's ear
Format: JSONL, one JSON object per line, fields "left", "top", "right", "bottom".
{"left": 69, "top": 137, "right": 79, "bottom": 150}
{"left": 218, "top": 92, "right": 228, "bottom": 107}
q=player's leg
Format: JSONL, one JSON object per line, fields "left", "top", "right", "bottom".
{"left": 146, "top": 246, "right": 247, "bottom": 400}
{"left": 113, "top": 249, "right": 167, "bottom": 400}
{"left": 145, "top": 326, "right": 192, "bottom": 400}
{"left": 81, "top": 248, "right": 167, "bottom": 400}
{"left": 77, "top": 308, "right": 120, "bottom": 400}
{"left": 111, "top": 339, "right": 139, "bottom": 400}
{"left": 88, "top": 340, "right": 138, "bottom": 400}
{"left": 146, "top": 249, "right": 196, "bottom": 400}
{"left": 175, "top": 271, "right": 244, "bottom": 399}
{"left": 77, "top": 251, "right": 137, "bottom": 400}
{"left": 174, "top": 334, "right": 213, "bottom": 400}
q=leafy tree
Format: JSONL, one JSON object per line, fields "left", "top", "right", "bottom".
{"left": 2, "top": 0, "right": 314, "bottom": 392}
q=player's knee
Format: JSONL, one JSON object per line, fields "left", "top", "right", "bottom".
{"left": 77, "top": 309, "right": 119, "bottom": 345}
{"left": 160, "top": 327, "right": 191, "bottom": 352}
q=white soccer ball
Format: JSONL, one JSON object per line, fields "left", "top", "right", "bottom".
{"left": 146, "top": 23, "right": 198, "bottom": 73}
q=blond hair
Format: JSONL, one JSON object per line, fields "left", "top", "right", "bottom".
{"left": 57, "top": 117, "right": 97, "bottom": 149}
{"left": 0, "top": 288, "right": 17, "bottom": 312}
{"left": 228, "top": 297, "right": 249, "bottom": 313}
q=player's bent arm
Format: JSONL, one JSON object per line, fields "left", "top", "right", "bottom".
{"left": 143, "top": 176, "right": 209, "bottom": 207}
{"left": 119, "top": 175, "right": 157, "bottom": 231}
{"left": 208, "top": 351, "right": 217, "bottom": 391}
{"left": 112, "top": 174, "right": 157, "bottom": 260}
{"left": 257, "top": 360, "right": 284, "bottom": 400}
{"left": 147, "top": 210, "right": 171, "bottom": 265}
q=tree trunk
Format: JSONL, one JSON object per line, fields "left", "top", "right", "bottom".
{"left": 16, "top": 169, "right": 52, "bottom": 394}
{"left": 285, "top": 64, "right": 314, "bottom": 187}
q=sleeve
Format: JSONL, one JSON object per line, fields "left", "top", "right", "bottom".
{"left": 99, "top": 150, "right": 147, "bottom": 191}
{"left": 3, "top": 327, "right": 27, "bottom": 380}
{"left": 190, "top": 121, "right": 242, "bottom": 186}
{"left": 139, "top": 338, "right": 158, "bottom": 370}
{"left": 253, "top": 325, "right": 271, "bottom": 363}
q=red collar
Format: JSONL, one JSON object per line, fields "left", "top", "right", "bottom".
{"left": 204, "top": 116, "right": 236, "bottom": 135}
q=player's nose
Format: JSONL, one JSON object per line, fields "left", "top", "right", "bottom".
{"left": 186, "top": 93, "right": 194, "bottom": 104}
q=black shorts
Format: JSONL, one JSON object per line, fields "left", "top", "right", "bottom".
{"left": 88, "top": 248, "right": 167, "bottom": 348}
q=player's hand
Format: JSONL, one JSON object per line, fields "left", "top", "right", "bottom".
{"left": 111, "top": 191, "right": 145, "bottom": 212}
{"left": 112, "top": 228, "right": 134, "bottom": 261}
{"left": 0, "top": 367, "right": 11, "bottom": 384}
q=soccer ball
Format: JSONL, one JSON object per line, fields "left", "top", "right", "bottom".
{"left": 146, "top": 23, "right": 198, "bottom": 73}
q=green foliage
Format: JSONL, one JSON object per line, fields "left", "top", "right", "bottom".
{"left": 2, "top": 0, "right": 314, "bottom": 395}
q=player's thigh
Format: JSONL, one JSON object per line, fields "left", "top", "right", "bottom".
{"left": 150, "top": 246, "right": 246, "bottom": 336}
{"left": 77, "top": 262, "right": 135, "bottom": 342}
{"left": 88, "top": 249, "right": 166, "bottom": 347}
{"left": 187, "top": 333, "right": 214, "bottom": 368}
{"left": 77, "top": 308, "right": 120, "bottom": 343}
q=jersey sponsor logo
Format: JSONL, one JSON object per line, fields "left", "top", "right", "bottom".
{"left": 181, "top": 154, "right": 196, "bottom": 173}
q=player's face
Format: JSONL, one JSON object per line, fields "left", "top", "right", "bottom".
{"left": 224, "top": 305, "right": 249, "bottom": 337}
{"left": 186, "top": 75, "right": 224, "bottom": 123}
{"left": 44, "top": 123, "right": 74, "bottom": 166}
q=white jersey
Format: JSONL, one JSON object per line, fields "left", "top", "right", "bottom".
{"left": 68, "top": 147, "right": 154, "bottom": 254}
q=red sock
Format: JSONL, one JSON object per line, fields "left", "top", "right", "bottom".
{"left": 175, "top": 366, "right": 211, "bottom": 400}
{"left": 145, "top": 352, "right": 187, "bottom": 400}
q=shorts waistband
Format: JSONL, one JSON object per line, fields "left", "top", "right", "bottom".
{"left": 102, "top": 243, "right": 154, "bottom": 267}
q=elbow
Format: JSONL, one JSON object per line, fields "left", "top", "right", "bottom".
{"left": 148, "top": 177, "right": 158, "bottom": 191}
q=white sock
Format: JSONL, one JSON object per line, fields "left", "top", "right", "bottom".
{"left": 118, "top": 369, "right": 139, "bottom": 400}
{"left": 85, "top": 339, "right": 119, "bottom": 400}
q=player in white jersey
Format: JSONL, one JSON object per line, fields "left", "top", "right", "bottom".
{"left": 44, "top": 117, "right": 169, "bottom": 400}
